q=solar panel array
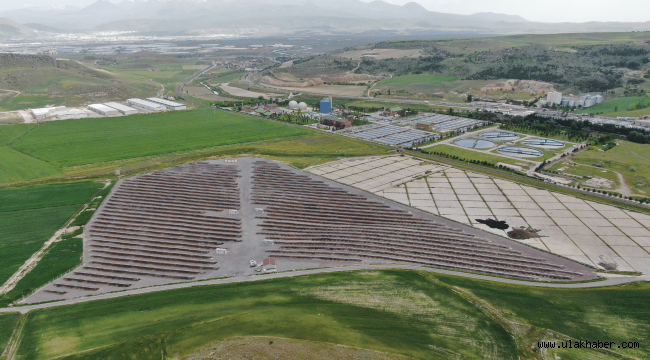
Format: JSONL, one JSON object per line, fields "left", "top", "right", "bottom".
{"left": 347, "top": 125, "right": 438, "bottom": 147}
{"left": 408, "top": 113, "right": 486, "bottom": 131}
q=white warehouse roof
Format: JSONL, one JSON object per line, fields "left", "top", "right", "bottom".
{"left": 146, "top": 97, "right": 186, "bottom": 109}
{"left": 88, "top": 104, "right": 119, "bottom": 115}
{"left": 127, "top": 98, "right": 166, "bottom": 111}
{"left": 104, "top": 102, "right": 138, "bottom": 115}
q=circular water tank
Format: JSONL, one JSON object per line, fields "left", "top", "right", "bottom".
{"left": 289, "top": 100, "right": 298, "bottom": 109}
{"left": 298, "top": 102, "right": 308, "bottom": 111}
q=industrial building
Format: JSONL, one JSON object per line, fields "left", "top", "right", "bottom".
{"left": 146, "top": 97, "right": 187, "bottom": 111}
{"left": 30, "top": 108, "right": 54, "bottom": 120}
{"left": 104, "top": 102, "right": 138, "bottom": 116}
{"left": 320, "top": 115, "right": 352, "bottom": 129}
{"left": 127, "top": 98, "right": 166, "bottom": 112}
{"left": 320, "top": 98, "right": 332, "bottom": 114}
{"left": 88, "top": 104, "right": 120, "bottom": 116}
{"left": 546, "top": 92, "right": 603, "bottom": 108}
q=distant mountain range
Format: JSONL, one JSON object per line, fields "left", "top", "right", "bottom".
{"left": 0, "top": 0, "right": 649, "bottom": 39}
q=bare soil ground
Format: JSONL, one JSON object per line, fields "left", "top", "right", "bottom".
{"left": 262, "top": 73, "right": 374, "bottom": 88}
{"left": 480, "top": 79, "right": 556, "bottom": 95}
{"left": 184, "top": 336, "right": 408, "bottom": 360}
{"left": 219, "top": 83, "right": 283, "bottom": 100}
{"left": 185, "top": 86, "right": 239, "bottom": 102}
{"left": 336, "top": 48, "right": 422, "bottom": 60}
{"left": 269, "top": 84, "right": 368, "bottom": 97}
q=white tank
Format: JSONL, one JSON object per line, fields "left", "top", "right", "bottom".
{"left": 298, "top": 102, "right": 308, "bottom": 111}
{"left": 288, "top": 100, "right": 298, "bottom": 109}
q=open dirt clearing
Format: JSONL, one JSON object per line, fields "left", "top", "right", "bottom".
{"left": 185, "top": 336, "right": 409, "bottom": 360}
{"left": 184, "top": 86, "right": 239, "bottom": 101}
{"left": 220, "top": 83, "right": 283, "bottom": 99}
{"left": 337, "top": 48, "right": 422, "bottom": 60}
{"left": 270, "top": 84, "right": 368, "bottom": 97}
{"left": 480, "top": 79, "right": 556, "bottom": 95}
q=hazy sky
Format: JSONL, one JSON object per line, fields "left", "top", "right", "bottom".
{"left": 0, "top": 0, "right": 648, "bottom": 23}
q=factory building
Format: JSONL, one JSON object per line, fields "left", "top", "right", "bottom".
{"left": 88, "top": 104, "right": 120, "bottom": 116}
{"left": 30, "top": 107, "right": 55, "bottom": 120}
{"left": 546, "top": 92, "right": 603, "bottom": 108}
{"left": 146, "top": 97, "right": 187, "bottom": 111}
{"left": 104, "top": 102, "right": 138, "bottom": 115}
{"left": 127, "top": 98, "right": 166, "bottom": 112}
{"left": 320, "top": 98, "right": 332, "bottom": 114}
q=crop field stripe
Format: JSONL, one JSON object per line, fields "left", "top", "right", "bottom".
{"left": 0, "top": 147, "right": 62, "bottom": 184}
{"left": 10, "top": 109, "right": 311, "bottom": 168}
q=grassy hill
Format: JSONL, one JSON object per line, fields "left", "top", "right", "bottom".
{"left": 0, "top": 54, "right": 154, "bottom": 110}
{"left": 2, "top": 270, "right": 648, "bottom": 359}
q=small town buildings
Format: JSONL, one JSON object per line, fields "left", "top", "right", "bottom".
{"left": 321, "top": 115, "right": 352, "bottom": 129}
{"left": 263, "top": 103, "right": 279, "bottom": 111}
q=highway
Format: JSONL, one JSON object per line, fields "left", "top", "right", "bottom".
{"left": 0, "top": 264, "right": 644, "bottom": 314}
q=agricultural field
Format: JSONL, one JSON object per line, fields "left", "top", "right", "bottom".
{"left": 0, "top": 181, "right": 103, "bottom": 288}
{"left": 209, "top": 72, "right": 246, "bottom": 84}
{"left": 5, "top": 270, "right": 649, "bottom": 359}
{"left": 572, "top": 141, "right": 650, "bottom": 195}
{"left": 0, "top": 312, "right": 20, "bottom": 354}
{"left": 9, "top": 109, "right": 310, "bottom": 168}
{"left": 0, "top": 147, "right": 62, "bottom": 183}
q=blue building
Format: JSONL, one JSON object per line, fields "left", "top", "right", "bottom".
{"left": 320, "top": 98, "right": 331, "bottom": 114}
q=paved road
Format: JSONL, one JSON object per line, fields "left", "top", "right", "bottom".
{"left": 0, "top": 264, "right": 645, "bottom": 314}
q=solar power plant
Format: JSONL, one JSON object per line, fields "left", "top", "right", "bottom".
{"left": 26, "top": 157, "right": 599, "bottom": 303}
{"left": 253, "top": 160, "right": 592, "bottom": 281}
{"left": 34, "top": 162, "right": 242, "bottom": 298}
{"left": 436, "top": 118, "right": 485, "bottom": 131}
{"left": 309, "top": 156, "right": 650, "bottom": 274}
{"left": 348, "top": 125, "right": 436, "bottom": 146}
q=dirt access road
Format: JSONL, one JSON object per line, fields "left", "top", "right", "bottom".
{"left": 0, "top": 264, "right": 644, "bottom": 315}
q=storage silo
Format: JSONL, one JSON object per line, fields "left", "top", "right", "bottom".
{"left": 320, "top": 98, "right": 331, "bottom": 114}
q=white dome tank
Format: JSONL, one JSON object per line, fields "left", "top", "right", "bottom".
{"left": 289, "top": 100, "right": 298, "bottom": 109}
{"left": 298, "top": 102, "right": 308, "bottom": 111}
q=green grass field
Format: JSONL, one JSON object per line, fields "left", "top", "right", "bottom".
{"left": 4, "top": 270, "right": 647, "bottom": 360}
{"left": 572, "top": 141, "right": 650, "bottom": 195}
{"left": 379, "top": 74, "right": 457, "bottom": 85}
{"left": 10, "top": 109, "right": 310, "bottom": 168}
{"left": 582, "top": 96, "right": 650, "bottom": 116}
{"left": 0, "top": 96, "right": 62, "bottom": 111}
{"left": 0, "top": 147, "right": 62, "bottom": 183}
{"left": 0, "top": 237, "right": 83, "bottom": 307}
{"left": 549, "top": 161, "right": 621, "bottom": 189}
{"left": 0, "top": 124, "right": 35, "bottom": 145}
{"left": 0, "top": 181, "right": 103, "bottom": 286}
{"left": 0, "top": 312, "right": 21, "bottom": 354}
{"left": 210, "top": 72, "right": 246, "bottom": 84}
{"left": 427, "top": 144, "right": 534, "bottom": 167}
